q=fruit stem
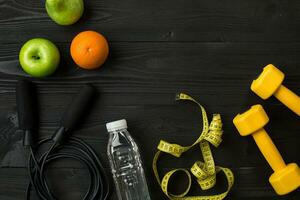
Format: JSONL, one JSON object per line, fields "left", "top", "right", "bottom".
{"left": 32, "top": 55, "right": 40, "bottom": 60}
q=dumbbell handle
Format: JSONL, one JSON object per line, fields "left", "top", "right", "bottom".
{"left": 274, "top": 85, "right": 300, "bottom": 116}
{"left": 252, "top": 129, "right": 286, "bottom": 172}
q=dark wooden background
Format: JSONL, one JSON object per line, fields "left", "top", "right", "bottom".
{"left": 0, "top": 0, "right": 300, "bottom": 199}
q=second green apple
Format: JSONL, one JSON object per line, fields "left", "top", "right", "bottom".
{"left": 19, "top": 38, "right": 60, "bottom": 77}
{"left": 46, "top": 0, "right": 84, "bottom": 25}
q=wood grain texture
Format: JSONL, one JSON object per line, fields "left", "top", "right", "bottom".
{"left": 0, "top": 0, "right": 300, "bottom": 199}
{"left": 1, "top": 0, "right": 300, "bottom": 43}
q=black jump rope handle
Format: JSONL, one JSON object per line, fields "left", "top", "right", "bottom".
{"left": 52, "top": 84, "right": 96, "bottom": 143}
{"left": 16, "top": 80, "right": 36, "bottom": 146}
{"left": 16, "top": 80, "right": 96, "bottom": 145}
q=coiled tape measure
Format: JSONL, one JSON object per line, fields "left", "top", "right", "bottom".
{"left": 153, "top": 93, "right": 234, "bottom": 200}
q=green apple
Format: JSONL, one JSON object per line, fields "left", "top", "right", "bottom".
{"left": 46, "top": 0, "right": 84, "bottom": 25}
{"left": 19, "top": 38, "right": 60, "bottom": 77}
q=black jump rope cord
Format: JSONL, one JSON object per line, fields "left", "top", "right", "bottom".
{"left": 26, "top": 137, "right": 110, "bottom": 200}
{"left": 16, "top": 80, "right": 110, "bottom": 200}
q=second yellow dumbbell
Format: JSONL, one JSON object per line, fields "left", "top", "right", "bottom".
{"left": 233, "top": 105, "right": 300, "bottom": 195}
{"left": 251, "top": 64, "right": 300, "bottom": 116}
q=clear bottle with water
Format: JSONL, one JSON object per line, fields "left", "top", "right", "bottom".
{"left": 106, "top": 119, "right": 151, "bottom": 200}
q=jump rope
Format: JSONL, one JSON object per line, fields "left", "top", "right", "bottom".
{"left": 16, "top": 80, "right": 110, "bottom": 200}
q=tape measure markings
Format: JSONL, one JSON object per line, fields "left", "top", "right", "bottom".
{"left": 153, "top": 93, "right": 234, "bottom": 200}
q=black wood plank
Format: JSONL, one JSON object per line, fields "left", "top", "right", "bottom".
{"left": 1, "top": 42, "right": 300, "bottom": 80}
{"left": 1, "top": 0, "right": 300, "bottom": 42}
{"left": 1, "top": 167, "right": 300, "bottom": 200}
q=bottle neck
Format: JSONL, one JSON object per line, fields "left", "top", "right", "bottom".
{"left": 108, "top": 128, "right": 128, "bottom": 134}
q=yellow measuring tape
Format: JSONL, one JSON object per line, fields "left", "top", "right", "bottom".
{"left": 153, "top": 93, "right": 234, "bottom": 200}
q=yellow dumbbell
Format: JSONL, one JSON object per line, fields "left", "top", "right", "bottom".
{"left": 233, "top": 105, "right": 300, "bottom": 195}
{"left": 251, "top": 64, "right": 300, "bottom": 116}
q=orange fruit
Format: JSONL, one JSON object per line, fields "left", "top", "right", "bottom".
{"left": 70, "top": 30, "right": 109, "bottom": 69}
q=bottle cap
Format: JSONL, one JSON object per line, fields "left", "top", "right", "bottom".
{"left": 106, "top": 119, "right": 127, "bottom": 132}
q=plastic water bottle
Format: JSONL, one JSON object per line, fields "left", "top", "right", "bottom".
{"left": 106, "top": 119, "right": 151, "bottom": 200}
